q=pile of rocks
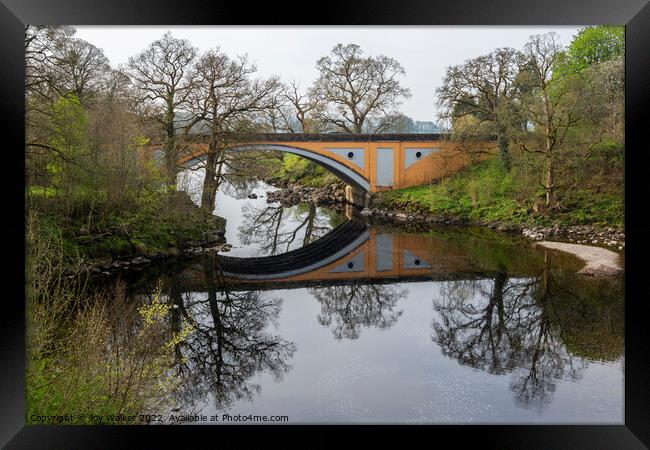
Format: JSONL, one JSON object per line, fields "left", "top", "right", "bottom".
{"left": 360, "top": 207, "right": 470, "bottom": 226}
{"left": 265, "top": 183, "right": 626, "bottom": 252}
{"left": 521, "top": 225, "right": 625, "bottom": 250}
{"left": 179, "top": 242, "right": 232, "bottom": 256}
{"left": 266, "top": 184, "right": 349, "bottom": 206}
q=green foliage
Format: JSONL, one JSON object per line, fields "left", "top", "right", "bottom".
{"left": 557, "top": 25, "right": 624, "bottom": 76}
{"left": 26, "top": 284, "right": 192, "bottom": 424}
{"left": 28, "top": 186, "right": 59, "bottom": 198}
{"left": 373, "top": 155, "right": 624, "bottom": 228}
{"left": 30, "top": 184, "right": 225, "bottom": 262}
{"left": 278, "top": 154, "right": 340, "bottom": 187}
{"left": 26, "top": 212, "right": 190, "bottom": 424}
{"left": 49, "top": 94, "right": 88, "bottom": 153}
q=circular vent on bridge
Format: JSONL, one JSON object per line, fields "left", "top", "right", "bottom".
{"left": 414, "top": 259, "right": 421, "bottom": 266}
{"left": 347, "top": 151, "right": 354, "bottom": 159}
{"left": 347, "top": 262, "right": 354, "bottom": 269}
{"left": 415, "top": 151, "right": 423, "bottom": 159}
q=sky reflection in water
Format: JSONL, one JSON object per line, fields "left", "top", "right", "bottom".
{"left": 140, "top": 173, "right": 625, "bottom": 424}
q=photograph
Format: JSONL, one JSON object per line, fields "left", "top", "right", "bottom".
{"left": 3, "top": 0, "right": 649, "bottom": 446}
{"left": 23, "top": 23, "right": 626, "bottom": 424}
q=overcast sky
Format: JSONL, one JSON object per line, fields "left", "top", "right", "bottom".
{"left": 74, "top": 26, "right": 583, "bottom": 122}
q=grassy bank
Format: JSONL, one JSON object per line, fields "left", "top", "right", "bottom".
{"left": 28, "top": 185, "right": 226, "bottom": 265}
{"left": 26, "top": 212, "right": 192, "bottom": 424}
{"left": 371, "top": 157, "right": 624, "bottom": 229}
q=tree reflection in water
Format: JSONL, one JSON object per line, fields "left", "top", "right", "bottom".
{"left": 218, "top": 176, "right": 263, "bottom": 200}
{"left": 310, "top": 282, "right": 408, "bottom": 339}
{"left": 167, "top": 258, "right": 296, "bottom": 410}
{"left": 238, "top": 202, "right": 336, "bottom": 255}
{"left": 432, "top": 255, "right": 623, "bottom": 411}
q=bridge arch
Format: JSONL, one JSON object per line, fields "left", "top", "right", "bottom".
{"left": 184, "top": 143, "right": 371, "bottom": 192}
{"left": 216, "top": 220, "right": 370, "bottom": 280}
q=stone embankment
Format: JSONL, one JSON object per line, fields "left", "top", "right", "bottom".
{"left": 358, "top": 207, "right": 625, "bottom": 251}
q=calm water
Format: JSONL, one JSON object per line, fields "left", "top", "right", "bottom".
{"left": 125, "top": 171, "right": 624, "bottom": 424}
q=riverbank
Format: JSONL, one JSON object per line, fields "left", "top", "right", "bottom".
{"left": 359, "top": 206, "right": 625, "bottom": 250}
{"left": 30, "top": 189, "right": 229, "bottom": 277}
{"left": 368, "top": 157, "right": 623, "bottom": 243}
{"left": 260, "top": 182, "right": 625, "bottom": 251}
{"left": 535, "top": 241, "right": 624, "bottom": 276}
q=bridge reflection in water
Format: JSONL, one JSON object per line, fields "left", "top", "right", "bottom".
{"left": 141, "top": 219, "right": 623, "bottom": 419}
{"left": 175, "top": 219, "right": 545, "bottom": 290}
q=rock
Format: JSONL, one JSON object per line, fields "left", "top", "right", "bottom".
{"left": 395, "top": 213, "right": 408, "bottom": 220}
{"left": 360, "top": 208, "right": 372, "bottom": 216}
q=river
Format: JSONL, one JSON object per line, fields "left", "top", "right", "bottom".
{"left": 119, "top": 170, "right": 624, "bottom": 424}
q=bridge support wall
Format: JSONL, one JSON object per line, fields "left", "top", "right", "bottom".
{"left": 345, "top": 185, "right": 369, "bottom": 207}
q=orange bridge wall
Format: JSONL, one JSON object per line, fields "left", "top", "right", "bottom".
{"left": 175, "top": 140, "right": 496, "bottom": 193}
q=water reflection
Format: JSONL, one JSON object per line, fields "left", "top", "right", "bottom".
{"left": 310, "top": 282, "right": 407, "bottom": 339}
{"left": 166, "top": 259, "right": 296, "bottom": 410}
{"left": 238, "top": 202, "right": 337, "bottom": 255}
{"left": 124, "top": 176, "right": 624, "bottom": 422}
{"left": 432, "top": 254, "right": 623, "bottom": 411}
{"left": 218, "top": 176, "right": 263, "bottom": 200}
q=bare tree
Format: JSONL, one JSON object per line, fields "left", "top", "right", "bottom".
{"left": 436, "top": 47, "right": 525, "bottom": 171}
{"left": 187, "top": 48, "right": 279, "bottom": 213}
{"left": 279, "top": 80, "right": 325, "bottom": 132}
{"left": 127, "top": 32, "right": 198, "bottom": 184}
{"left": 262, "top": 81, "right": 322, "bottom": 133}
{"left": 310, "top": 43, "right": 411, "bottom": 133}
{"left": 25, "top": 27, "right": 112, "bottom": 192}
{"left": 432, "top": 268, "right": 587, "bottom": 411}
{"left": 237, "top": 202, "right": 333, "bottom": 255}
{"left": 51, "top": 37, "right": 110, "bottom": 104}
{"left": 25, "top": 25, "right": 76, "bottom": 99}
{"left": 167, "top": 261, "right": 296, "bottom": 409}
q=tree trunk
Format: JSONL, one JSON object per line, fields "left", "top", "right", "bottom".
{"left": 303, "top": 203, "right": 316, "bottom": 246}
{"left": 200, "top": 144, "right": 224, "bottom": 214}
{"left": 164, "top": 109, "right": 178, "bottom": 186}
{"left": 497, "top": 130, "right": 510, "bottom": 172}
{"left": 544, "top": 154, "right": 554, "bottom": 208}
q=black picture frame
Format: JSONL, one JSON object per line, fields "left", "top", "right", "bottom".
{"left": 3, "top": 0, "right": 649, "bottom": 447}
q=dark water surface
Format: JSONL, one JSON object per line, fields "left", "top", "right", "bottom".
{"left": 125, "top": 173, "right": 624, "bottom": 424}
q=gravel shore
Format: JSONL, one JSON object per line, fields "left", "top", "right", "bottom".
{"left": 536, "top": 241, "right": 624, "bottom": 277}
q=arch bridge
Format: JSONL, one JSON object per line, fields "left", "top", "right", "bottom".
{"left": 175, "top": 133, "right": 496, "bottom": 205}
